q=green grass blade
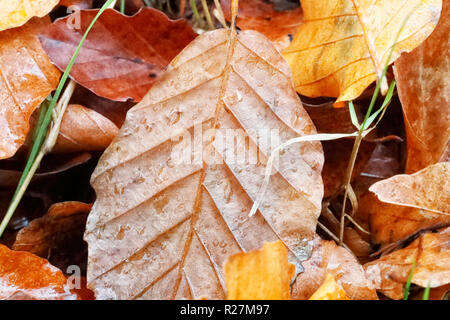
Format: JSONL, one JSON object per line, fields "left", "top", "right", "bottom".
{"left": 0, "top": 0, "right": 116, "bottom": 237}
{"left": 348, "top": 101, "right": 360, "bottom": 129}
{"left": 120, "top": 0, "right": 125, "bottom": 13}
{"left": 423, "top": 283, "right": 431, "bottom": 300}
{"left": 404, "top": 259, "right": 416, "bottom": 300}
{"left": 363, "top": 80, "right": 396, "bottom": 130}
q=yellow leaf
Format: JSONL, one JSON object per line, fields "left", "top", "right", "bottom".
{"left": 309, "top": 274, "right": 349, "bottom": 300}
{"left": 224, "top": 241, "right": 295, "bottom": 300}
{"left": 283, "top": 0, "right": 442, "bottom": 102}
{"left": 0, "top": 0, "right": 59, "bottom": 31}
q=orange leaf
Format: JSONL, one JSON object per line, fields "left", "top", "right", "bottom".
{"left": 0, "top": 0, "right": 59, "bottom": 31}
{"left": 283, "top": 0, "right": 442, "bottom": 102}
{"left": 0, "top": 17, "right": 60, "bottom": 159}
{"left": 309, "top": 274, "right": 349, "bottom": 300}
{"left": 0, "top": 244, "right": 77, "bottom": 300}
{"left": 221, "top": 0, "right": 303, "bottom": 50}
{"left": 224, "top": 240, "right": 294, "bottom": 300}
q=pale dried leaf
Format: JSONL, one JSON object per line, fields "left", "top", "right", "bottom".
{"left": 369, "top": 162, "right": 450, "bottom": 215}
{"left": 84, "top": 28, "right": 324, "bottom": 300}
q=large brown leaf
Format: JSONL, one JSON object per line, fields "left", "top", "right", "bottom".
{"left": 365, "top": 227, "right": 450, "bottom": 300}
{"left": 283, "top": 0, "right": 442, "bottom": 102}
{"left": 0, "top": 17, "right": 61, "bottom": 159}
{"left": 394, "top": 0, "right": 450, "bottom": 173}
{"left": 84, "top": 28, "right": 324, "bottom": 299}
{"left": 39, "top": 8, "right": 197, "bottom": 102}
{"left": 221, "top": 0, "right": 303, "bottom": 50}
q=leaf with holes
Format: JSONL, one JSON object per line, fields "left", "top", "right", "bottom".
{"left": 283, "top": 0, "right": 442, "bottom": 102}
{"left": 84, "top": 28, "right": 324, "bottom": 300}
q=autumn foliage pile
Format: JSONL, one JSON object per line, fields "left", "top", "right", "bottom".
{"left": 0, "top": 0, "right": 448, "bottom": 300}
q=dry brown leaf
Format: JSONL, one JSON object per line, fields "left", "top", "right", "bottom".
{"left": 365, "top": 227, "right": 450, "bottom": 300}
{"left": 0, "top": 244, "right": 77, "bottom": 300}
{"left": 283, "top": 0, "right": 442, "bottom": 102}
{"left": 291, "top": 237, "right": 378, "bottom": 300}
{"left": 394, "top": 0, "right": 450, "bottom": 174}
{"left": 359, "top": 192, "right": 450, "bottom": 244}
{"left": 39, "top": 8, "right": 197, "bottom": 102}
{"left": 369, "top": 162, "right": 450, "bottom": 215}
{"left": 360, "top": 162, "right": 450, "bottom": 244}
{"left": 13, "top": 202, "right": 92, "bottom": 273}
{"left": 309, "top": 273, "right": 349, "bottom": 300}
{"left": 84, "top": 28, "right": 324, "bottom": 299}
{"left": 0, "top": 17, "right": 60, "bottom": 159}
{"left": 221, "top": 0, "right": 303, "bottom": 50}
{"left": 224, "top": 240, "right": 294, "bottom": 300}
{"left": 0, "top": 0, "right": 59, "bottom": 31}
{"left": 53, "top": 104, "right": 119, "bottom": 153}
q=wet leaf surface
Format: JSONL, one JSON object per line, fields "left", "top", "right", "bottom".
{"left": 84, "top": 27, "right": 324, "bottom": 300}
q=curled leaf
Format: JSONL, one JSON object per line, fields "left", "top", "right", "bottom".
{"left": 84, "top": 28, "right": 323, "bottom": 300}
{"left": 53, "top": 104, "right": 119, "bottom": 153}
{"left": 13, "top": 201, "right": 92, "bottom": 273}
{"left": 224, "top": 240, "right": 294, "bottom": 300}
{"left": 369, "top": 162, "right": 450, "bottom": 216}
{"left": 283, "top": 0, "right": 442, "bottom": 102}
{"left": 365, "top": 227, "right": 450, "bottom": 300}
{"left": 0, "top": 0, "right": 59, "bottom": 31}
